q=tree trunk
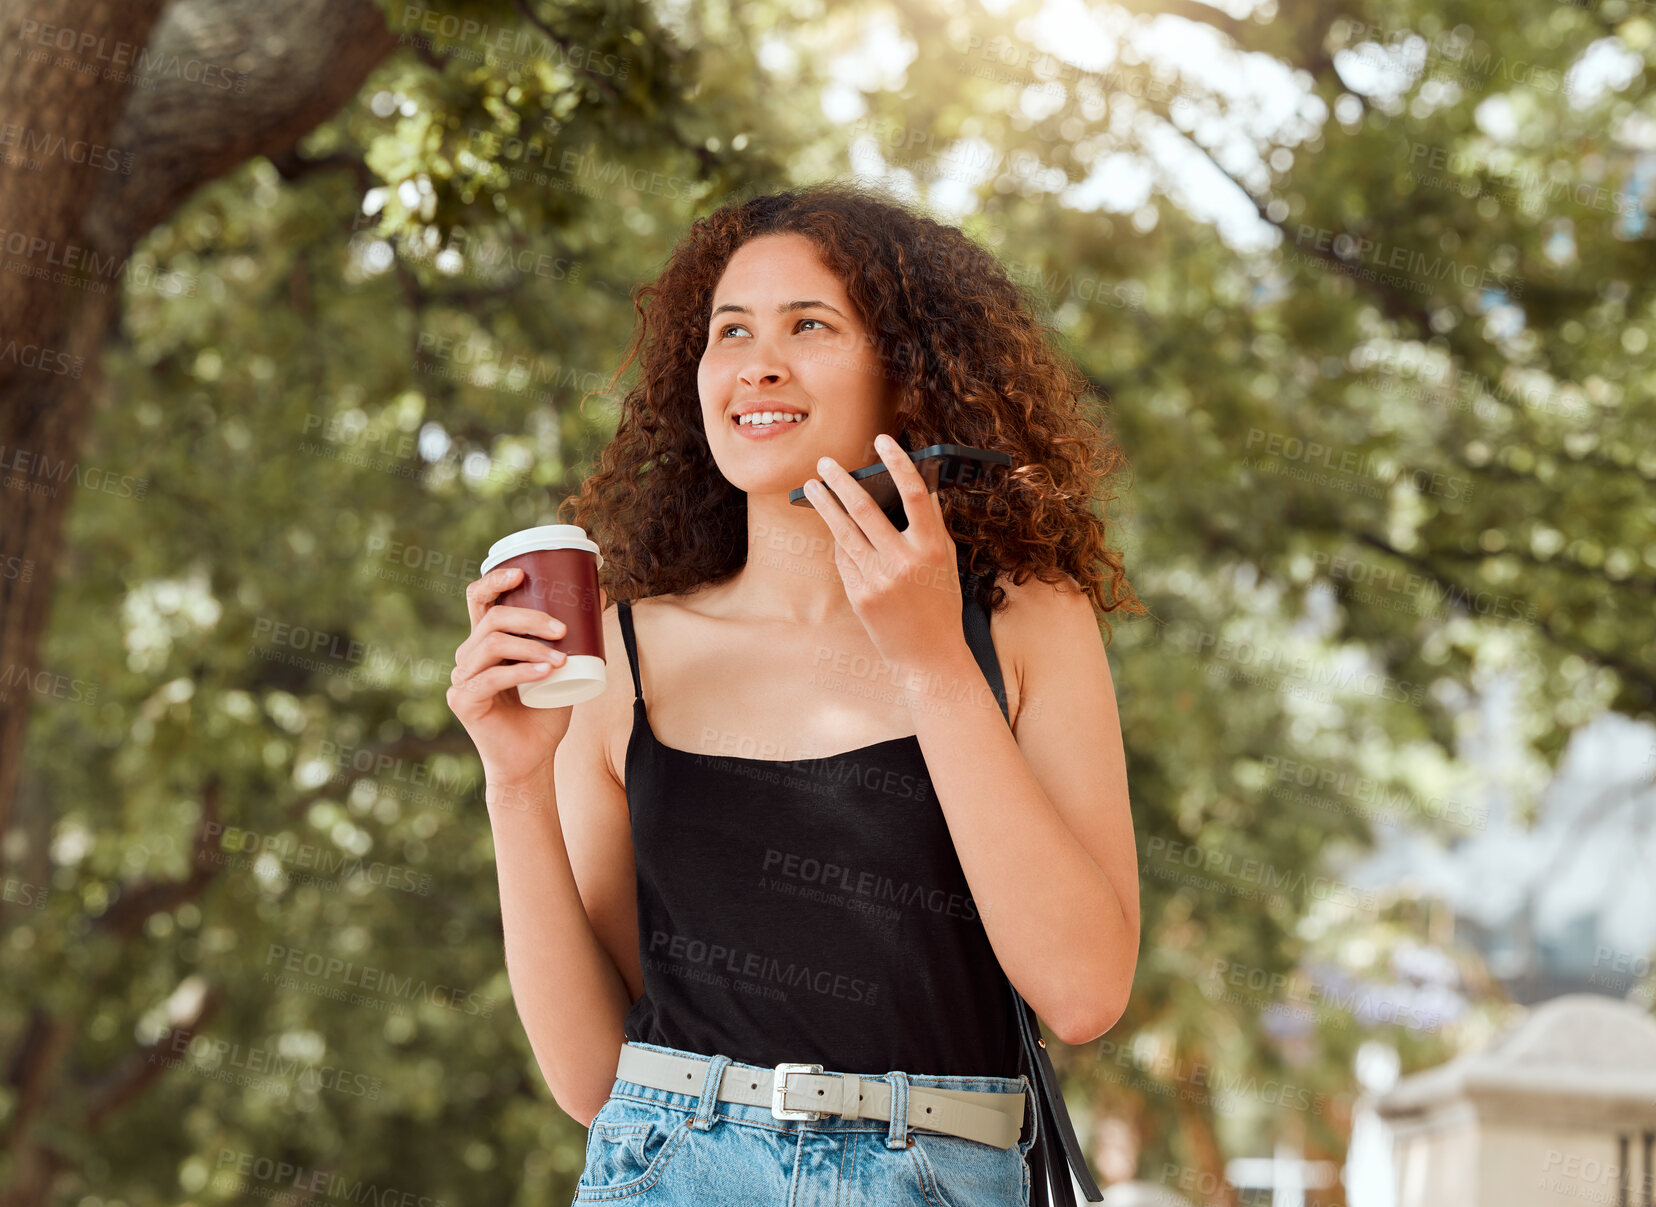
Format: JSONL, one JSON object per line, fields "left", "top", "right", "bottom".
{"left": 0, "top": 2, "right": 399, "bottom": 1200}
{"left": 0, "top": 0, "right": 399, "bottom": 864}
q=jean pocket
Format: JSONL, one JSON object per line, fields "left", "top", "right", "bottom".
{"left": 575, "top": 1099, "right": 692, "bottom": 1201}
{"left": 909, "top": 1130, "right": 1025, "bottom": 1207}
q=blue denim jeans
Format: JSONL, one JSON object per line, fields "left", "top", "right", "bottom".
{"left": 573, "top": 1041, "right": 1038, "bottom": 1205}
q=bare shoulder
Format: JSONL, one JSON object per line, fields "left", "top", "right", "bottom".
{"left": 987, "top": 569, "right": 1094, "bottom": 729}
{"left": 592, "top": 589, "right": 702, "bottom": 784}
{"left": 992, "top": 566, "right": 1089, "bottom": 619}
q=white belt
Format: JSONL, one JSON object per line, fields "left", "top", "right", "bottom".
{"left": 614, "top": 1044, "right": 1027, "bottom": 1150}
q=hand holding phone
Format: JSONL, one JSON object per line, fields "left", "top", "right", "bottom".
{"left": 789, "top": 443, "right": 1012, "bottom": 532}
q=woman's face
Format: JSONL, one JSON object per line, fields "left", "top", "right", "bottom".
{"left": 697, "top": 232, "right": 901, "bottom": 497}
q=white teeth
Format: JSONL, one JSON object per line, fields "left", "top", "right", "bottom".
{"left": 737, "top": 411, "right": 806, "bottom": 426}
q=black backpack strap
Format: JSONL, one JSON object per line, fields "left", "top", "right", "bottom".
{"left": 617, "top": 600, "right": 643, "bottom": 702}
{"left": 959, "top": 570, "right": 1010, "bottom": 726}
{"left": 1014, "top": 979, "right": 1104, "bottom": 1205}
{"left": 960, "top": 561, "right": 1102, "bottom": 1206}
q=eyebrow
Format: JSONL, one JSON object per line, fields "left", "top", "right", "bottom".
{"left": 709, "top": 299, "right": 849, "bottom": 323}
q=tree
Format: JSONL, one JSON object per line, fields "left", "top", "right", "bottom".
{"left": 4, "top": 0, "right": 1650, "bottom": 1201}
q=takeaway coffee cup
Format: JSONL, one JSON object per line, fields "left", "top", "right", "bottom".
{"left": 479, "top": 524, "right": 605, "bottom": 708}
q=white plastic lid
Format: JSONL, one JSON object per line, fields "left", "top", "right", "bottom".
{"left": 481, "top": 524, "right": 603, "bottom": 574}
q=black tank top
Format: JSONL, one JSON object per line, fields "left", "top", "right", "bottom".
{"left": 616, "top": 577, "right": 1023, "bottom": 1078}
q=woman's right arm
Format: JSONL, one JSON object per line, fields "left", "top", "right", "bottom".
{"left": 448, "top": 569, "right": 633, "bottom": 1126}
{"left": 484, "top": 750, "right": 633, "bottom": 1127}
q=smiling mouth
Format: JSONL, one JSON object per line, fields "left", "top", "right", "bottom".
{"left": 733, "top": 412, "right": 809, "bottom": 427}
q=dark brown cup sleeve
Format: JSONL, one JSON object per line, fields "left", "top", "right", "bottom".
{"left": 493, "top": 548, "right": 604, "bottom": 665}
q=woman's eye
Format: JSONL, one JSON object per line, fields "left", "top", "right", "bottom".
{"left": 716, "top": 318, "right": 830, "bottom": 338}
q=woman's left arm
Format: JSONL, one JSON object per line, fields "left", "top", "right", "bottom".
{"left": 807, "top": 434, "right": 1139, "bottom": 1044}
{"left": 907, "top": 574, "right": 1140, "bottom": 1045}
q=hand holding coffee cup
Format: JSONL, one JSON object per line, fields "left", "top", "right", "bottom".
{"left": 448, "top": 525, "right": 607, "bottom": 788}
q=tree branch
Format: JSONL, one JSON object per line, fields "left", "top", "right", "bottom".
{"left": 285, "top": 728, "right": 482, "bottom": 821}
{"left": 92, "top": 774, "right": 224, "bottom": 940}
{"left": 1104, "top": 0, "right": 1247, "bottom": 41}
{"left": 508, "top": 0, "right": 720, "bottom": 175}
{"left": 0, "top": 1008, "right": 75, "bottom": 1156}
{"left": 81, "top": 0, "right": 402, "bottom": 261}
{"left": 268, "top": 147, "right": 375, "bottom": 194}
{"left": 82, "top": 982, "right": 226, "bottom": 1131}
{"left": 1353, "top": 529, "right": 1656, "bottom": 709}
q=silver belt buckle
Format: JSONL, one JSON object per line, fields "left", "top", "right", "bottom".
{"left": 771, "top": 1062, "right": 827, "bottom": 1120}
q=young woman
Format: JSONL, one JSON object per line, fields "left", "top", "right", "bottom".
{"left": 448, "top": 182, "right": 1142, "bottom": 1206}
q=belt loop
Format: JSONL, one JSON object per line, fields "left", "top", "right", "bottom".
{"left": 692, "top": 1053, "right": 732, "bottom": 1132}
{"left": 884, "top": 1071, "right": 910, "bottom": 1149}
{"left": 841, "top": 1073, "right": 862, "bottom": 1121}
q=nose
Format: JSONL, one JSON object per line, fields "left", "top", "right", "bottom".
{"left": 738, "top": 338, "right": 790, "bottom": 390}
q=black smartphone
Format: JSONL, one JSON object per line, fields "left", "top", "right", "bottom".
{"left": 789, "top": 443, "right": 1012, "bottom": 531}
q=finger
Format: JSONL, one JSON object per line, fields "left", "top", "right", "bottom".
{"left": 803, "top": 475, "right": 868, "bottom": 566}
{"left": 479, "top": 605, "right": 567, "bottom": 641}
{"left": 875, "top": 433, "right": 932, "bottom": 517}
{"left": 450, "top": 658, "right": 558, "bottom": 707}
{"left": 812, "top": 456, "right": 883, "bottom": 561}
{"left": 467, "top": 565, "right": 523, "bottom": 629}
{"left": 454, "top": 631, "right": 564, "bottom": 683}
{"left": 872, "top": 433, "right": 938, "bottom": 549}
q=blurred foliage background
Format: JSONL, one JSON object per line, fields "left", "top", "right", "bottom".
{"left": 3, "top": 0, "right": 1654, "bottom": 1202}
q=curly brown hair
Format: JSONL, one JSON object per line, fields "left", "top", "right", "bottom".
{"left": 559, "top": 179, "right": 1143, "bottom": 639}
